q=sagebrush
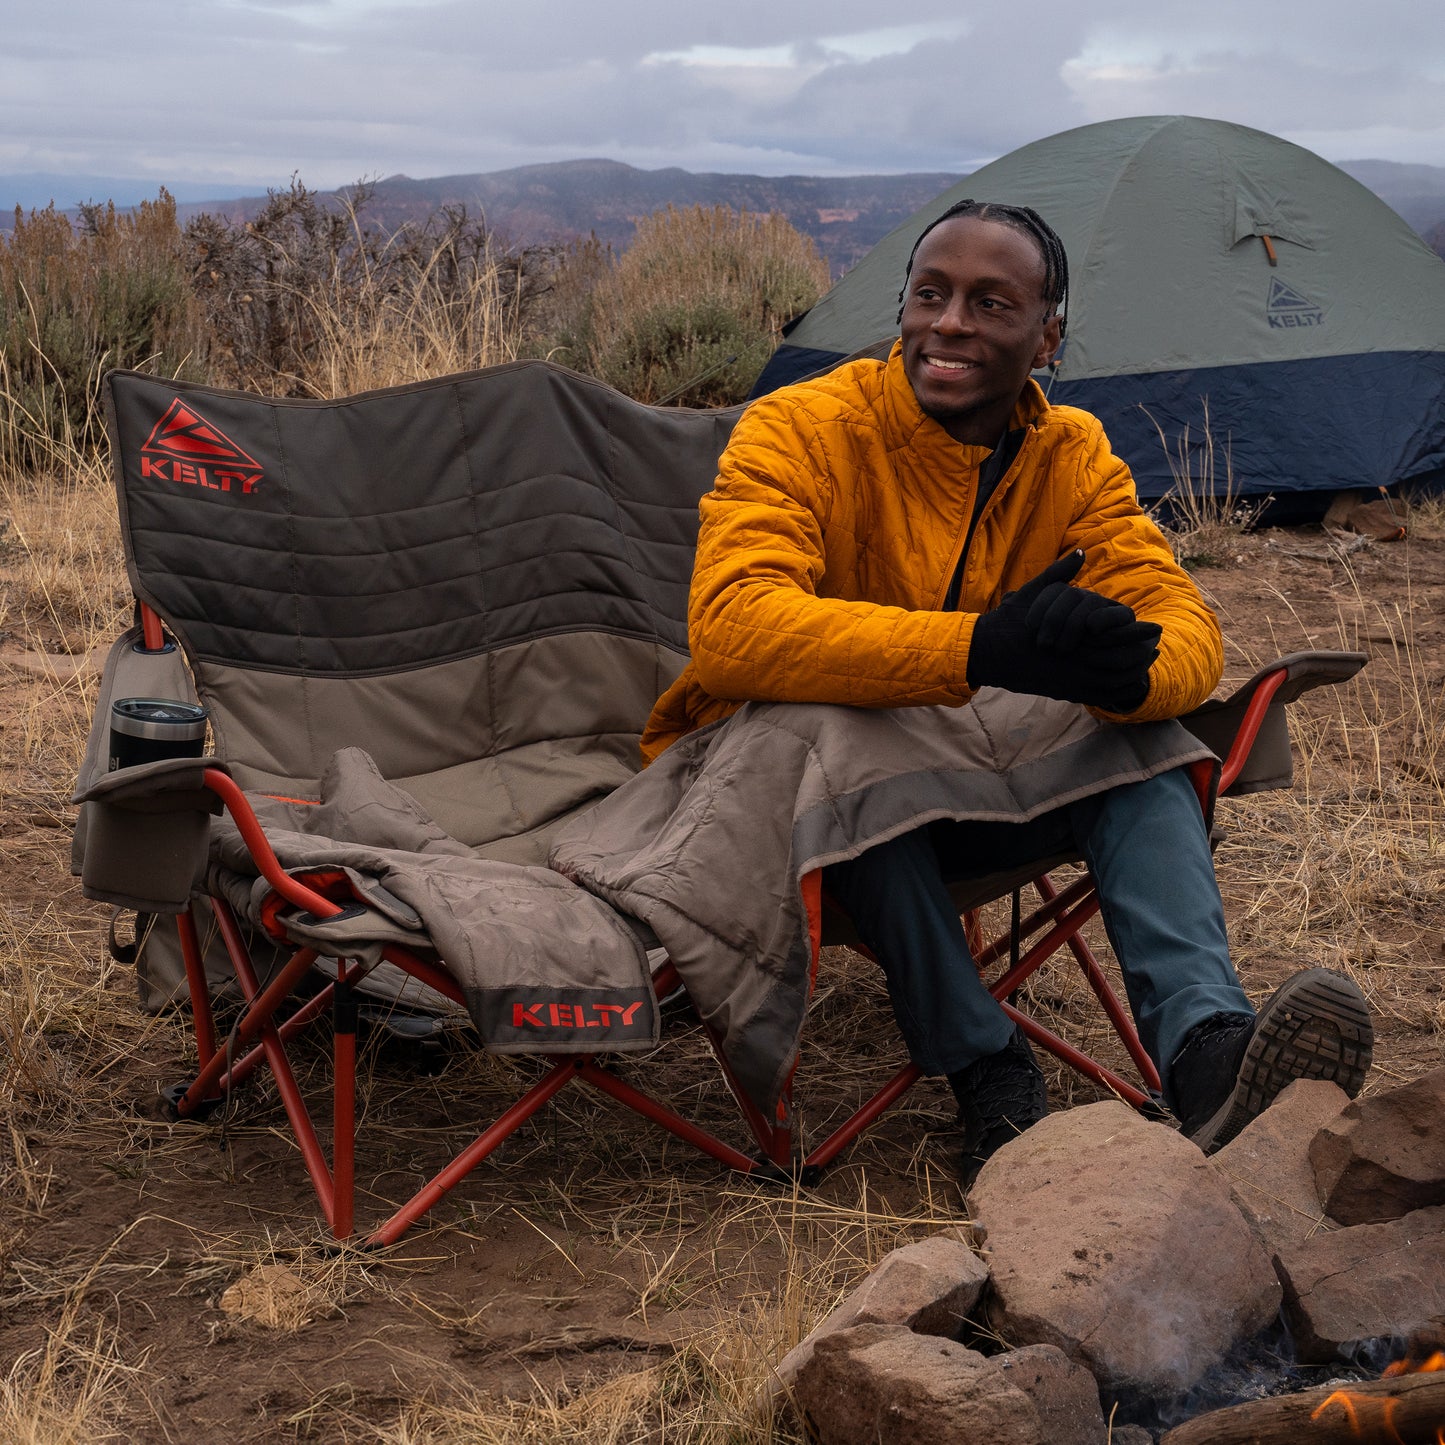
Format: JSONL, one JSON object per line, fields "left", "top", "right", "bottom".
{"left": 1, "top": 185, "right": 829, "bottom": 471}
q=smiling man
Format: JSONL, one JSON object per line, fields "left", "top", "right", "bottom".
{"left": 641, "top": 200, "right": 1373, "bottom": 1180}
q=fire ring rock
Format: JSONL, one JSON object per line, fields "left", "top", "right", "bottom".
{"left": 968, "top": 1100, "right": 1281, "bottom": 1398}
{"left": 1308, "top": 1065, "right": 1445, "bottom": 1225}
{"left": 1273, "top": 1203, "right": 1445, "bottom": 1363}
{"left": 791, "top": 1324, "right": 1107, "bottom": 1445}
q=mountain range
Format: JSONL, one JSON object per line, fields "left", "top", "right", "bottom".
{"left": 172, "top": 160, "right": 969, "bottom": 274}
{"left": 5, "top": 157, "right": 1445, "bottom": 272}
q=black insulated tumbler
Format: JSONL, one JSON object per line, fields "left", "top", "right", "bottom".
{"left": 108, "top": 698, "right": 208, "bottom": 771}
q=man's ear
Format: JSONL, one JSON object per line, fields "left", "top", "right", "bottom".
{"left": 1033, "top": 313, "right": 1063, "bottom": 371}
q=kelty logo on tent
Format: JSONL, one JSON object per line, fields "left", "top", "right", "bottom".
{"left": 1266, "top": 278, "right": 1325, "bottom": 330}
{"left": 139, "top": 400, "right": 265, "bottom": 496}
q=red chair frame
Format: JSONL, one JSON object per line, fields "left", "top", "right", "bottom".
{"left": 147, "top": 593, "right": 1290, "bottom": 1245}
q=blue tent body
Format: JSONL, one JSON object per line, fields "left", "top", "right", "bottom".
{"left": 754, "top": 117, "right": 1445, "bottom": 503}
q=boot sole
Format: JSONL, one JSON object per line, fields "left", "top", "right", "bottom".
{"left": 1188, "top": 968, "right": 1373, "bottom": 1155}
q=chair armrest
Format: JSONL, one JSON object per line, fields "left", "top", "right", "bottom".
{"left": 202, "top": 769, "right": 350, "bottom": 922}
{"left": 1179, "top": 650, "right": 1368, "bottom": 797}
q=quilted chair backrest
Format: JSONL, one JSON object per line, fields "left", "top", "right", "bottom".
{"left": 103, "top": 363, "right": 741, "bottom": 863}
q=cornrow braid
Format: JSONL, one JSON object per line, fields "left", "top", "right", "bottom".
{"left": 895, "top": 199, "right": 1069, "bottom": 338}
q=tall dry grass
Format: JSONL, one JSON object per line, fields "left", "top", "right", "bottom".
{"left": 1144, "top": 402, "right": 1269, "bottom": 569}
{"left": 188, "top": 183, "right": 528, "bottom": 399}
{"left": 297, "top": 229, "right": 523, "bottom": 399}
{"left": 0, "top": 1315, "right": 140, "bottom": 1445}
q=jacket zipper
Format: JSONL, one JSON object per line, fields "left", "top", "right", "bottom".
{"left": 938, "top": 427, "right": 1033, "bottom": 611}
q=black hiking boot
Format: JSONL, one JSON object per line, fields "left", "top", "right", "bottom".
{"left": 950, "top": 1025, "right": 1049, "bottom": 1187}
{"left": 1172, "top": 967, "right": 1373, "bottom": 1155}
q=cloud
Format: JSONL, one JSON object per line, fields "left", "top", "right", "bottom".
{"left": 3, "top": 0, "right": 1444, "bottom": 192}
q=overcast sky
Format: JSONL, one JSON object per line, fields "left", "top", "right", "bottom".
{"left": 4, "top": 0, "right": 1444, "bottom": 194}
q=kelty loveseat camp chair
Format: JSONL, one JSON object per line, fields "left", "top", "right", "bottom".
{"left": 75, "top": 362, "right": 1366, "bottom": 1243}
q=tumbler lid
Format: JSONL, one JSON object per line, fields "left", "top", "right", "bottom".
{"left": 110, "top": 697, "right": 209, "bottom": 741}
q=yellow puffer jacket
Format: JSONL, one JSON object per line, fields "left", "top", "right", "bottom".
{"left": 642, "top": 345, "right": 1223, "bottom": 762}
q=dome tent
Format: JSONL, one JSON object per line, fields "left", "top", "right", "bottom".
{"left": 753, "top": 116, "right": 1445, "bottom": 504}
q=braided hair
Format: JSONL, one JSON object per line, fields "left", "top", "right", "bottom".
{"left": 896, "top": 199, "right": 1069, "bottom": 338}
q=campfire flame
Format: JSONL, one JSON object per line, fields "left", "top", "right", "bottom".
{"left": 1310, "top": 1351, "right": 1445, "bottom": 1444}
{"left": 1382, "top": 1354, "right": 1445, "bottom": 1380}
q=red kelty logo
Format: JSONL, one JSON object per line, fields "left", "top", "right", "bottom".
{"left": 139, "top": 400, "right": 265, "bottom": 496}
{"left": 511, "top": 1000, "right": 647, "bottom": 1030}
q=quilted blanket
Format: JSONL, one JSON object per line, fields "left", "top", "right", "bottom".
{"left": 551, "top": 691, "right": 1214, "bottom": 1115}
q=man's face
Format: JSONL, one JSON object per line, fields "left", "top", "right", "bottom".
{"left": 899, "top": 216, "right": 1062, "bottom": 447}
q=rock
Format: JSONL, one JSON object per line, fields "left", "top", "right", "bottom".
{"left": 970, "top": 1100, "right": 1280, "bottom": 1398}
{"left": 1211, "top": 1078, "right": 1349, "bottom": 1255}
{"left": 773, "top": 1232, "right": 989, "bottom": 1388}
{"left": 792, "top": 1323, "right": 1106, "bottom": 1445}
{"left": 993, "top": 1343, "right": 1109, "bottom": 1445}
{"left": 1108, "top": 1428, "right": 1154, "bottom": 1445}
{"left": 1274, "top": 1203, "right": 1445, "bottom": 1363}
{"left": 1309, "top": 1067, "right": 1445, "bottom": 1225}
{"left": 217, "top": 1264, "right": 319, "bottom": 1329}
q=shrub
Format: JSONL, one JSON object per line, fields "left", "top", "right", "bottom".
{"left": 550, "top": 205, "right": 830, "bottom": 406}
{"left": 0, "top": 192, "right": 205, "bottom": 470}
{"left": 186, "top": 179, "right": 538, "bottom": 398}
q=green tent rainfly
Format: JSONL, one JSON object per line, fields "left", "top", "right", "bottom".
{"left": 754, "top": 115, "right": 1445, "bottom": 504}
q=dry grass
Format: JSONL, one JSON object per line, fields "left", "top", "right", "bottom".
{"left": 0, "top": 1315, "right": 141, "bottom": 1445}
{"left": 1145, "top": 403, "right": 1271, "bottom": 570}
{"left": 289, "top": 211, "right": 524, "bottom": 400}
{"left": 0, "top": 466, "right": 126, "bottom": 652}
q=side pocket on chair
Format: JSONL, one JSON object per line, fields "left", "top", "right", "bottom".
{"left": 73, "top": 758, "right": 221, "bottom": 914}
{"left": 72, "top": 623, "right": 207, "bottom": 896}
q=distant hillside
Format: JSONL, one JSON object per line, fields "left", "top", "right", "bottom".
{"left": 0, "top": 171, "right": 262, "bottom": 213}
{"left": 1337, "top": 159, "right": 1445, "bottom": 235}
{"left": 8, "top": 156, "right": 1445, "bottom": 269}
{"left": 170, "top": 160, "right": 967, "bottom": 274}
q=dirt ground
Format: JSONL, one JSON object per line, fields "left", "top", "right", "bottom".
{"left": 1, "top": 498, "right": 1442, "bottom": 1442}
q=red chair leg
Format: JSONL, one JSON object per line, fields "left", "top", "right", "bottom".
{"left": 331, "top": 971, "right": 358, "bottom": 1240}
{"left": 803, "top": 1062, "right": 923, "bottom": 1172}
{"left": 175, "top": 936, "right": 321, "bottom": 1111}
{"left": 209, "top": 899, "right": 337, "bottom": 1228}
{"left": 175, "top": 908, "right": 217, "bottom": 1067}
{"left": 223, "top": 983, "right": 335, "bottom": 1091}
{"left": 578, "top": 1062, "right": 762, "bottom": 1172}
{"left": 1031, "top": 875, "right": 1163, "bottom": 1095}
{"left": 1003, "top": 1001, "right": 1154, "bottom": 1110}
{"left": 365, "top": 1058, "right": 584, "bottom": 1247}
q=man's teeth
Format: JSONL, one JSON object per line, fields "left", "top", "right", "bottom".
{"left": 929, "top": 358, "right": 970, "bottom": 370}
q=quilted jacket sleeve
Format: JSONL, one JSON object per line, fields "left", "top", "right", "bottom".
{"left": 1059, "top": 420, "right": 1224, "bottom": 721}
{"left": 687, "top": 401, "right": 977, "bottom": 709}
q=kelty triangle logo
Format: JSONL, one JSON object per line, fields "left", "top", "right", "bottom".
{"left": 141, "top": 399, "right": 260, "bottom": 466}
{"left": 1266, "top": 278, "right": 1324, "bottom": 329}
{"left": 138, "top": 399, "right": 265, "bottom": 496}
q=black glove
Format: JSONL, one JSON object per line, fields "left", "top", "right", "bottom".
{"left": 965, "top": 551, "right": 1161, "bottom": 712}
